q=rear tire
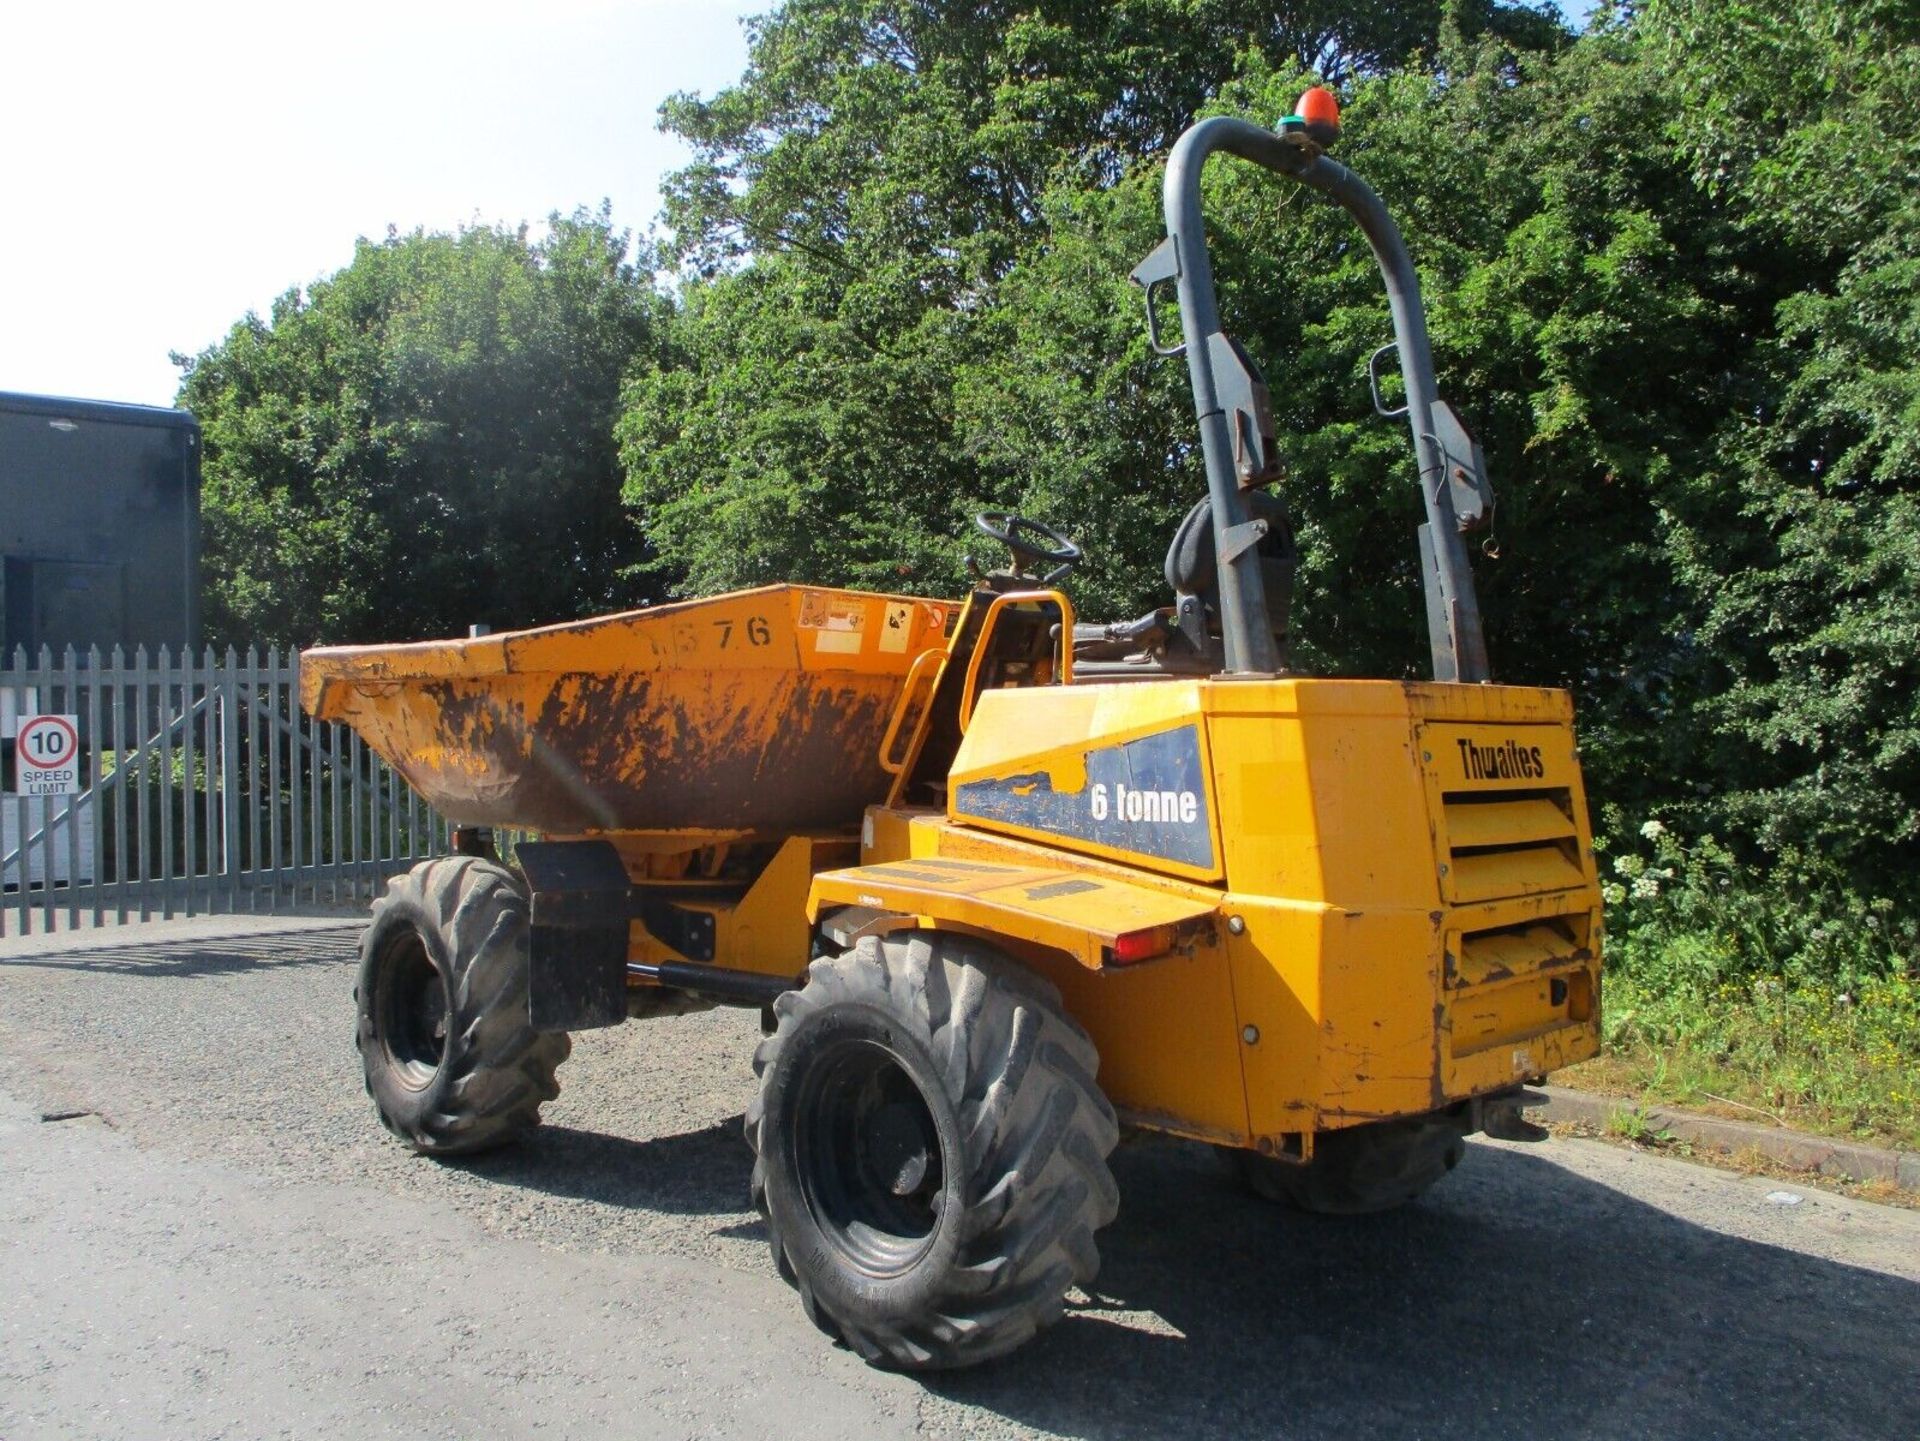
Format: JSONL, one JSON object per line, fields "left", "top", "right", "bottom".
{"left": 356, "top": 856, "right": 570, "bottom": 1156}
{"left": 747, "top": 931, "right": 1119, "bottom": 1370}
{"left": 1233, "top": 1114, "right": 1468, "bottom": 1215}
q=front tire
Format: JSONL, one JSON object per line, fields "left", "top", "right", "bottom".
{"left": 747, "top": 931, "right": 1119, "bottom": 1370}
{"left": 355, "top": 856, "right": 570, "bottom": 1156}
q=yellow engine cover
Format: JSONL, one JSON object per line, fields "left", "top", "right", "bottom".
{"left": 915, "top": 676, "right": 1603, "bottom": 1147}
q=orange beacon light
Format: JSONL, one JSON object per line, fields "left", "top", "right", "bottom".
{"left": 1294, "top": 86, "right": 1341, "bottom": 147}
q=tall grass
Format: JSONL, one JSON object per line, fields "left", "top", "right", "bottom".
{"left": 1587, "top": 814, "right": 1920, "bottom": 1148}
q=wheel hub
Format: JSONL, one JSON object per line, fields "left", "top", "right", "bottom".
{"left": 791, "top": 1037, "right": 946, "bottom": 1277}
{"left": 375, "top": 929, "right": 450, "bottom": 1088}
{"left": 867, "top": 1101, "right": 933, "bottom": 1196}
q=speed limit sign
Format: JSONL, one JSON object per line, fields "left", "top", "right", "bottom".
{"left": 15, "top": 714, "right": 80, "bottom": 796}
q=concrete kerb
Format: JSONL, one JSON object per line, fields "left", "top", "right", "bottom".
{"left": 1534, "top": 1084, "right": 1920, "bottom": 1193}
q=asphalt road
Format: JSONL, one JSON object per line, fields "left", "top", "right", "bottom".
{"left": 2, "top": 913, "right": 1917, "bottom": 1440}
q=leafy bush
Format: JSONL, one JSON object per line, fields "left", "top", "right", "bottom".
{"left": 1596, "top": 813, "right": 1920, "bottom": 1144}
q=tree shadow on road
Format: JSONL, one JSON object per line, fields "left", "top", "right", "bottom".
{"left": 0, "top": 927, "right": 359, "bottom": 979}
{"left": 925, "top": 1138, "right": 1920, "bottom": 1441}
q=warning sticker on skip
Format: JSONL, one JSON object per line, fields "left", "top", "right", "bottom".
{"left": 798, "top": 591, "right": 867, "bottom": 652}
{"left": 879, "top": 601, "right": 914, "bottom": 653}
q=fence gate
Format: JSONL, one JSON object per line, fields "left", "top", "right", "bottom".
{"left": 0, "top": 646, "right": 452, "bottom": 936}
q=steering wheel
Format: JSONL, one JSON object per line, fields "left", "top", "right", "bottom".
{"left": 972, "top": 511, "right": 1082, "bottom": 584}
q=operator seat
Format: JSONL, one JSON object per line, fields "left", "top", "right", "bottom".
{"left": 1072, "top": 491, "right": 1296, "bottom": 679}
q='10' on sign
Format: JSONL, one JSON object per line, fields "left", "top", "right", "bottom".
{"left": 14, "top": 714, "right": 80, "bottom": 797}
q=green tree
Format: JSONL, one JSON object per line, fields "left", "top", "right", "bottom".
{"left": 621, "top": 0, "right": 1571, "bottom": 604}
{"left": 1644, "top": 0, "right": 1920, "bottom": 890}
{"left": 180, "top": 208, "right": 661, "bottom": 647}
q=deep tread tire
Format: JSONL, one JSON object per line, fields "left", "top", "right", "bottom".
{"left": 1233, "top": 1114, "right": 1468, "bottom": 1215}
{"left": 747, "top": 931, "right": 1119, "bottom": 1370}
{"left": 355, "top": 856, "right": 570, "bottom": 1156}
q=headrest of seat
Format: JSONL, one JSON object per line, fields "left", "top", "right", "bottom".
{"left": 1164, "top": 498, "right": 1215, "bottom": 597}
{"left": 1164, "top": 491, "right": 1292, "bottom": 597}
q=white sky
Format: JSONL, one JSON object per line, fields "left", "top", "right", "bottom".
{"left": 2, "top": 2, "right": 1603, "bottom": 411}
{"left": 0, "top": 1, "right": 756, "bottom": 408}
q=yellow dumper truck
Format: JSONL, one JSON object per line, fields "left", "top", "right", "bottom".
{"left": 303, "top": 92, "right": 1602, "bottom": 1370}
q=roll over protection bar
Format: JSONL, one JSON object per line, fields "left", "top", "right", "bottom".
{"left": 1138, "top": 114, "right": 1492, "bottom": 683}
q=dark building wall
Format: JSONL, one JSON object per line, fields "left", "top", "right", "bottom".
{"left": 0, "top": 392, "right": 200, "bottom": 658}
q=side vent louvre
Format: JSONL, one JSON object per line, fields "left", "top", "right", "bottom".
{"left": 1440, "top": 787, "right": 1585, "bottom": 903}
{"left": 1448, "top": 913, "right": 1593, "bottom": 989}
{"left": 1446, "top": 911, "right": 1598, "bottom": 1059}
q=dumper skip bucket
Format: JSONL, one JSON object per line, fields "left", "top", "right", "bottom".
{"left": 301, "top": 585, "right": 952, "bottom": 837}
